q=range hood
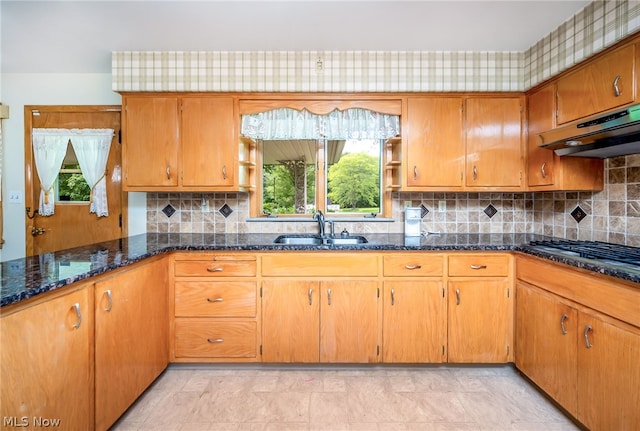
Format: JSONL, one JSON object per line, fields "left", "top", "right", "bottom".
{"left": 539, "top": 103, "right": 640, "bottom": 158}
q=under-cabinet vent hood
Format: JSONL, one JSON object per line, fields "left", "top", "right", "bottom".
{"left": 539, "top": 104, "right": 640, "bottom": 158}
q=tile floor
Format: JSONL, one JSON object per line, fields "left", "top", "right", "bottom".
{"left": 111, "top": 365, "right": 580, "bottom": 431}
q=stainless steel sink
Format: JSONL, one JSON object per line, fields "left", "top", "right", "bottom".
{"left": 327, "top": 235, "right": 368, "bottom": 245}
{"left": 273, "top": 234, "right": 368, "bottom": 245}
{"left": 273, "top": 234, "right": 324, "bottom": 245}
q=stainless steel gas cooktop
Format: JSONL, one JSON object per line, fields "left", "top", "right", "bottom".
{"left": 529, "top": 239, "right": 640, "bottom": 273}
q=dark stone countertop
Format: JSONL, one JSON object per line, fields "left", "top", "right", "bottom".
{"left": 1, "top": 232, "right": 638, "bottom": 308}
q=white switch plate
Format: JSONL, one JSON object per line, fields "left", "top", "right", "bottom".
{"left": 8, "top": 190, "right": 23, "bottom": 204}
{"left": 438, "top": 200, "right": 446, "bottom": 212}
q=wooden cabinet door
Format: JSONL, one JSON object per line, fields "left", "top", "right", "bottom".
{"left": 261, "top": 280, "right": 320, "bottom": 362}
{"left": 465, "top": 97, "right": 523, "bottom": 188}
{"left": 557, "top": 44, "right": 635, "bottom": 124}
{"left": 1, "top": 285, "right": 92, "bottom": 430}
{"left": 515, "top": 282, "right": 578, "bottom": 416}
{"left": 382, "top": 280, "right": 446, "bottom": 363}
{"left": 527, "top": 83, "right": 556, "bottom": 187}
{"left": 123, "top": 96, "right": 179, "bottom": 187}
{"left": 577, "top": 312, "right": 640, "bottom": 431}
{"left": 448, "top": 279, "right": 511, "bottom": 363}
{"left": 181, "top": 97, "right": 236, "bottom": 188}
{"left": 406, "top": 97, "right": 464, "bottom": 188}
{"left": 94, "top": 258, "right": 169, "bottom": 431}
{"left": 320, "top": 280, "right": 379, "bottom": 363}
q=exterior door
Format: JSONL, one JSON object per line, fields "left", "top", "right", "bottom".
{"left": 25, "top": 106, "right": 125, "bottom": 256}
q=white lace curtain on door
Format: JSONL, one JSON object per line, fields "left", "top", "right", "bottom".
{"left": 32, "top": 128, "right": 114, "bottom": 217}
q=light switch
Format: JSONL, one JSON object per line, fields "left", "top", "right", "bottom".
{"left": 8, "top": 191, "right": 23, "bottom": 204}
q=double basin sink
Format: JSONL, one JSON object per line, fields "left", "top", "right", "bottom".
{"left": 273, "top": 234, "right": 368, "bottom": 246}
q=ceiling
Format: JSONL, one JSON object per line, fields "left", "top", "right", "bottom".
{"left": 1, "top": 0, "right": 591, "bottom": 74}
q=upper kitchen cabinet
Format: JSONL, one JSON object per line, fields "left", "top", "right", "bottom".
{"left": 123, "top": 96, "right": 179, "bottom": 188}
{"left": 405, "top": 97, "right": 465, "bottom": 189}
{"left": 122, "top": 94, "right": 238, "bottom": 191}
{"left": 527, "top": 82, "right": 604, "bottom": 191}
{"left": 556, "top": 43, "right": 636, "bottom": 125}
{"left": 181, "top": 97, "right": 236, "bottom": 188}
{"left": 465, "top": 96, "right": 524, "bottom": 189}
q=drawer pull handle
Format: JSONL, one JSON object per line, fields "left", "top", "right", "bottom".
{"left": 391, "top": 288, "right": 395, "bottom": 306}
{"left": 166, "top": 165, "right": 171, "bottom": 180}
{"left": 308, "top": 288, "right": 313, "bottom": 305}
{"left": 470, "top": 265, "right": 487, "bottom": 270}
{"left": 613, "top": 75, "right": 621, "bottom": 97}
{"left": 206, "top": 267, "right": 224, "bottom": 272}
{"left": 222, "top": 165, "right": 227, "bottom": 180}
{"left": 584, "top": 325, "right": 593, "bottom": 349}
{"left": 103, "top": 289, "right": 113, "bottom": 312}
{"left": 207, "top": 338, "right": 224, "bottom": 344}
{"left": 413, "top": 165, "right": 418, "bottom": 180}
{"left": 72, "top": 303, "right": 82, "bottom": 329}
{"left": 473, "top": 165, "right": 478, "bottom": 181}
{"left": 456, "top": 288, "right": 461, "bottom": 306}
{"left": 405, "top": 265, "right": 422, "bottom": 270}
{"left": 560, "top": 313, "right": 568, "bottom": 335}
{"left": 541, "top": 162, "right": 547, "bottom": 179}
{"left": 327, "top": 288, "right": 332, "bottom": 306}
{"left": 207, "top": 297, "right": 224, "bottom": 303}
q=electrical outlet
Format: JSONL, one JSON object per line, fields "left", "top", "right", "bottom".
{"left": 315, "top": 57, "right": 324, "bottom": 73}
{"left": 404, "top": 201, "right": 412, "bottom": 208}
{"left": 438, "top": 200, "right": 446, "bottom": 212}
{"left": 8, "top": 191, "right": 23, "bottom": 204}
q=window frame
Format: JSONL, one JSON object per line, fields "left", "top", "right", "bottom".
{"left": 238, "top": 95, "right": 402, "bottom": 219}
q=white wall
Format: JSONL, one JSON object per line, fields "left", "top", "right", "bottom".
{"left": 0, "top": 73, "right": 146, "bottom": 261}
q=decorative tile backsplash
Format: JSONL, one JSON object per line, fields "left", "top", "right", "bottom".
{"left": 113, "top": 2, "right": 639, "bottom": 93}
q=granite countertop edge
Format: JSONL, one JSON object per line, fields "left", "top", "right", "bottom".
{"left": 2, "top": 233, "right": 638, "bottom": 308}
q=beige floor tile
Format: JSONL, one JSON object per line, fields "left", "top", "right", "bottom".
{"left": 111, "top": 365, "right": 580, "bottom": 431}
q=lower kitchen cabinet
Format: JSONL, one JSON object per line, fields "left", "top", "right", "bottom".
{"left": 171, "top": 253, "right": 259, "bottom": 362}
{"left": 94, "top": 257, "right": 169, "bottom": 431}
{"left": 577, "top": 310, "right": 640, "bottom": 430}
{"left": 382, "top": 280, "right": 446, "bottom": 362}
{"left": 516, "top": 254, "right": 640, "bottom": 430}
{"left": 515, "top": 282, "right": 578, "bottom": 416}
{"left": 447, "top": 253, "right": 513, "bottom": 363}
{"left": 319, "top": 280, "right": 379, "bottom": 363}
{"left": 261, "top": 280, "right": 320, "bottom": 362}
{"left": 261, "top": 279, "right": 379, "bottom": 363}
{"left": 0, "top": 283, "right": 93, "bottom": 430}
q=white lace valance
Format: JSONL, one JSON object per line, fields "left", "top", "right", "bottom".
{"left": 240, "top": 108, "right": 400, "bottom": 140}
{"left": 32, "top": 128, "right": 114, "bottom": 217}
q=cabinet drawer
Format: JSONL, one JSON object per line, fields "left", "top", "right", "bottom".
{"left": 448, "top": 254, "right": 510, "bottom": 277}
{"left": 262, "top": 253, "right": 378, "bottom": 277}
{"left": 174, "top": 259, "right": 256, "bottom": 277}
{"left": 175, "top": 281, "right": 256, "bottom": 317}
{"left": 174, "top": 319, "right": 257, "bottom": 358}
{"left": 383, "top": 254, "right": 443, "bottom": 276}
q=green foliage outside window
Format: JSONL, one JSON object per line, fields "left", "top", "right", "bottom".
{"left": 58, "top": 164, "right": 90, "bottom": 202}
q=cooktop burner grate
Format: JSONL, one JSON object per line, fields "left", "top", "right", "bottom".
{"left": 529, "top": 240, "right": 640, "bottom": 266}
